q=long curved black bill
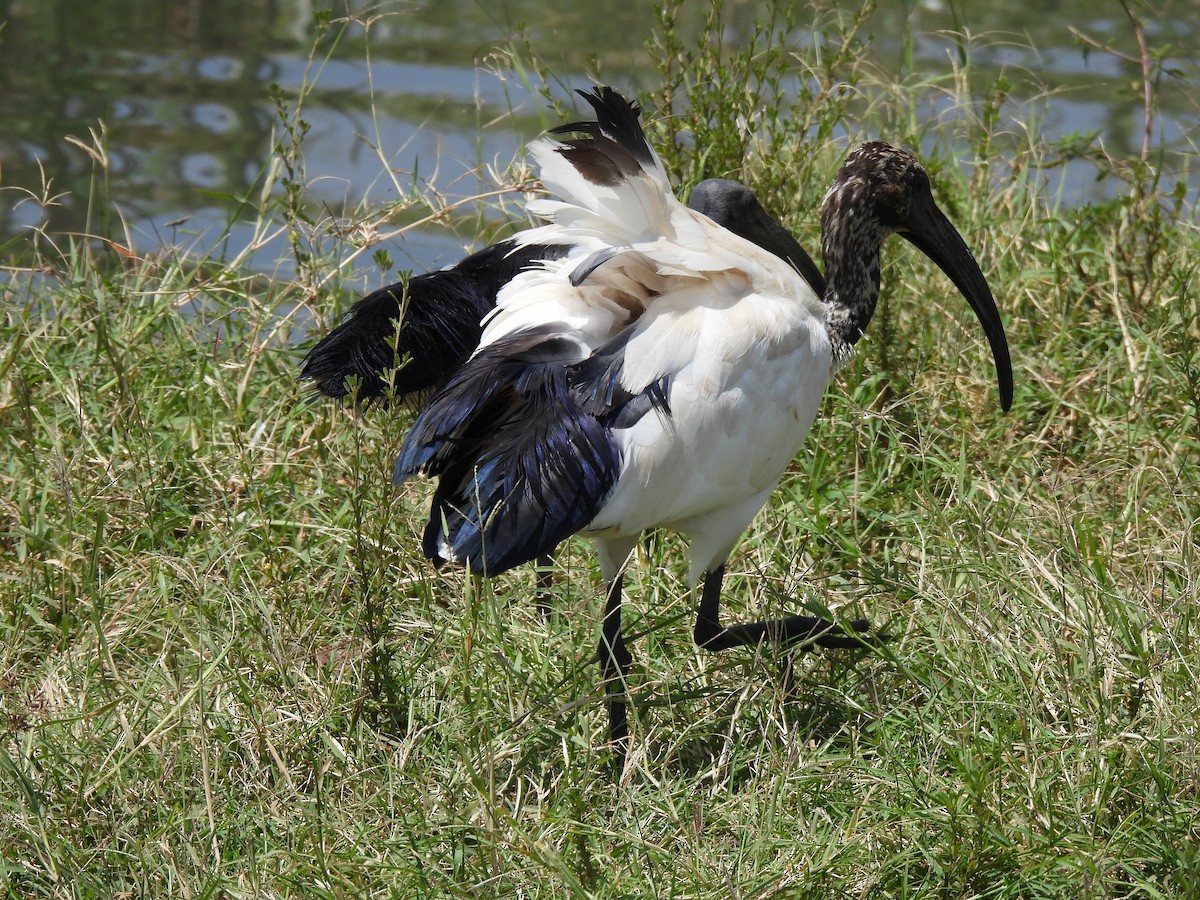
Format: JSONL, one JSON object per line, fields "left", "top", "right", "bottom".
{"left": 901, "top": 196, "right": 1013, "bottom": 411}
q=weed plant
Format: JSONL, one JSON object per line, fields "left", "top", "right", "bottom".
{"left": 1, "top": 2, "right": 1198, "bottom": 897}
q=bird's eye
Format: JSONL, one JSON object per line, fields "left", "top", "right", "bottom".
{"left": 873, "top": 185, "right": 909, "bottom": 226}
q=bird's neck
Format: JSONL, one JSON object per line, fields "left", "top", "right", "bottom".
{"left": 821, "top": 227, "right": 884, "bottom": 365}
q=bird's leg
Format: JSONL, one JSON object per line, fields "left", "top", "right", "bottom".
{"left": 693, "top": 566, "right": 874, "bottom": 653}
{"left": 534, "top": 551, "right": 556, "bottom": 618}
{"left": 598, "top": 572, "right": 632, "bottom": 751}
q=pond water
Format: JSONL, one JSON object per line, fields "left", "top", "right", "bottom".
{"left": 1, "top": 0, "right": 1197, "bottom": 285}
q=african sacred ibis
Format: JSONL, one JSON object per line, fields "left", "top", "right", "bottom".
{"left": 301, "top": 184, "right": 822, "bottom": 406}
{"left": 393, "top": 87, "right": 1013, "bottom": 751}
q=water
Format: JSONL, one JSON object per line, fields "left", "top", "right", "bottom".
{"left": 1, "top": 0, "right": 1197, "bottom": 285}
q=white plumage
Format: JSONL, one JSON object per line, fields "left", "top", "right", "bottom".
{"left": 477, "top": 119, "right": 836, "bottom": 582}
{"left": 395, "top": 87, "right": 1012, "bottom": 757}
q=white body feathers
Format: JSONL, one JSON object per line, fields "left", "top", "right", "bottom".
{"left": 478, "top": 132, "right": 835, "bottom": 581}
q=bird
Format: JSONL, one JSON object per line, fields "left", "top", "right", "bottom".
{"left": 301, "top": 166, "right": 827, "bottom": 611}
{"left": 301, "top": 185, "right": 823, "bottom": 408}
{"left": 392, "top": 86, "right": 1013, "bottom": 755}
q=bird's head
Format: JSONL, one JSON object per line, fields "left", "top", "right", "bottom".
{"left": 822, "top": 142, "right": 1013, "bottom": 411}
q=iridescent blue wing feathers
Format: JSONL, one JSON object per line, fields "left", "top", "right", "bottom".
{"left": 394, "top": 327, "right": 667, "bottom": 576}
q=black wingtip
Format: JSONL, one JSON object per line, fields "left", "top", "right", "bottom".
{"left": 299, "top": 283, "right": 407, "bottom": 404}
{"left": 575, "top": 86, "right": 644, "bottom": 124}
{"left": 550, "top": 85, "right": 655, "bottom": 169}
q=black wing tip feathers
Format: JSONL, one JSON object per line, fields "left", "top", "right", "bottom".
{"left": 298, "top": 283, "right": 406, "bottom": 404}
{"left": 575, "top": 85, "right": 644, "bottom": 124}
{"left": 549, "top": 85, "right": 655, "bottom": 169}
{"left": 299, "top": 241, "right": 576, "bottom": 408}
{"left": 549, "top": 86, "right": 643, "bottom": 133}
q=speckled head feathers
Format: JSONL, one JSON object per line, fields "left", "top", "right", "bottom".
{"left": 818, "top": 141, "right": 1012, "bottom": 409}
{"left": 822, "top": 142, "right": 930, "bottom": 233}
{"left": 818, "top": 142, "right": 931, "bottom": 353}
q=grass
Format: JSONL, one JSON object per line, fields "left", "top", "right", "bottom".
{"left": 3, "top": 1, "right": 1200, "bottom": 897}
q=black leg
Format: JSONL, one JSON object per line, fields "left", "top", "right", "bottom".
{"left": 693, "top": 565, "right": 874, "bottom": 652}
{"left": 534, "top": 552, "right": 556, "bottom": 618}
{"left": 598, "top": 572, "right": 632, "bottom": 753}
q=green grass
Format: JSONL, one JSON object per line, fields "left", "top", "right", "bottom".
{"left": 3, "top": 3, "right": 1200, "bottom": 897}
